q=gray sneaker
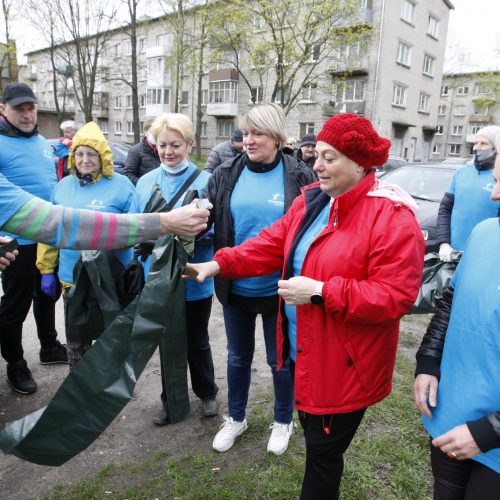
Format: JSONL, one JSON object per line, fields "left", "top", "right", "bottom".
{"left": 202, "top": 398, "right": 219, "bottom": 417}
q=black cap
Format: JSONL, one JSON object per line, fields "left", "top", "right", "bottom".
{"left": 232, "top": 128, "right": 243, "bottom": 142}
{"left": 300, "top": 133, "right": 316, "bottom": 146}
{"left": 2, "top": 82, "right": 37, "bottom": 107}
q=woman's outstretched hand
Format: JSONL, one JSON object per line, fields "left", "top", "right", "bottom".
{"left": 183, "top": 261, "right": 221, "bottom": 282}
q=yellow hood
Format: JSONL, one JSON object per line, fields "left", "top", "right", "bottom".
{"left": 68, "top": 121, "right": 114, "bottom": 179}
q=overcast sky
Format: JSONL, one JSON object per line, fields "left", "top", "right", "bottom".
{"left": 445, "top": 0, "right": 500, "bottom": 72}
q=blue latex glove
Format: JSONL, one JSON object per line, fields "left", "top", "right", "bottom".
{"left": 41, "top": 273, "right": 58, "bottom": 299}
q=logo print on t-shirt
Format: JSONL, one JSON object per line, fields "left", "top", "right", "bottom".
{"left": 269, "top": 192, "right": 284, "bottom": 206}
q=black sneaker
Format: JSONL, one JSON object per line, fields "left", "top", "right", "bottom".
{"left": 7, "top": 360, "right": 37, "bottom": 394}
{"left": 40, "top": 340, "right": 69, "bottom": 365}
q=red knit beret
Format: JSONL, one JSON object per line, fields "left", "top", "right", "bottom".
{"left": 317, "top": 113, "right": 391, "bottom": 169}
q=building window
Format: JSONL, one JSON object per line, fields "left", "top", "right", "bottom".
{"left": 217, "top": 118, "right": 234, "bottom": 138}
{"left": 139, "top": 38, "right": 146, "bottom": 53}
{"left": 473, "top": 82, "right": 492, "bottom": 94}
{"left": 147, "top": 88, "right": 169, "bottom": 105}
{"left": 209, "top": 81, "right": 238, "bottom": 103}
{"left": 156, "top": 33, "right": 169, "bottom": 46}
{"left": 396, "top": 41, "right": 412, "bottom": 67}
{"left": 310, "top": 44, "right": 321, "bottom": 63}
{"left": 418, "top": 93, "right": 430, "bottom": 113}
{"left": 299, "top": 83, "right": 317, "bottom": 102}
{"left": 457, "top": 86, "right": 469, "bottom": 96}
{"left": 438, "top": 104, "right": 446, "bottom": 115}
{"left": 273, "top": 85, "right": 291, "bottom": 104}
{"left": 453, "top": 105, "right": 466, "bottom": 116}
{"left": 147, "top": 57, "right": 164, "bottom": 80}
{"left": 250, "top": 86, "right": 263, "bottom": 103}
{"left": 435, "top": 125, "right": 444, "bottom": 135}
{"left": 114, "top": 121, "right": 122, "bottom": 135}
{"left": 201, "top": 121, "right": 207, "bottom": 137}
{"left": 427, "top": 15, "right": 440, "bottom": 39}
{"left": 469, "top": 123, "right": 481, "bottom": 135}
{"left": 114, "top": 96, "right": 122, "bottom": 109}
{"left": 401, "top": 0, "right": 415, "bottom": 24}
{"left": 299, "top": 122, "right": 315, "bottom": 137}
{"left": 336, "top": 79, "right": 366, "bottom": 102}
{"left": 139, "top": 94, "right": 146, "bottom": 107}
{"left": 139, "top": 121, "right": 144, "bottom": 132}
{"left": 451, "top": 125, "right": 463, "bottom": 136}
{"left": 474, "top": 102, "right": 490, "bottom": 115}
{"left": 441, "top": 85, "right": 449, "bottom": 96}
{"left": 181, "top": 91, "right": 189, "bottom": 106}
{"left": 127, "top": 121, "right": 134, "bottom": 135}
{"left": 98, "top": 119, "right": 108, "bottom": 134}
{"left": 432, "top": 143, "right": 442, "bottom": 155}
{"left": 125, "top": 40, "right": 132, "bottom": 56}
{"left": 449, "top": 144, "right": 461, "bottom": 156}
{"left": 392, "top": 84, "right": 407, "bottom": 107}
{"left": 252, "top": 14, "right": 264, "bottom": 31}
{"left": 126, "top": 95, "right": 133, "bottom": 108}
{"left": 422, "top": 54, "right": 435, "bottom": 77}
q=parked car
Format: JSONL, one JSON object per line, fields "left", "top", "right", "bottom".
{"left": 379, "top": 163, "right": 460, "bottom": 252}
{"left": 47, "top": 139, "right": 132, "bottom": 175}
{"left": 441, "top": 157, "right": 470, "bottom": 165}
{"left": 374, "top": 156, "right": 407, "bottom": 177}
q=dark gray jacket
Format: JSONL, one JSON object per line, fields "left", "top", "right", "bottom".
{"left": 206, "top": 152, "right": 317, "bottom": 305}
{"left": 124, "top": 139, "right": 160, "bottom": 185}
{"left": 203, "top": 141, "right": 242, "bottom": 173}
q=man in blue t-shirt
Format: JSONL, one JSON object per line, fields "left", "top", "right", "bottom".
{"left": 436, "top": 125, "right": 500, "bottom": 261}
{"left": 0, "top": 83, "right": 67, "bottom": 396}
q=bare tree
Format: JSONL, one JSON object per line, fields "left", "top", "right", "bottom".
{"left": 0, "top": 0, "right": 18, "bottom": 94}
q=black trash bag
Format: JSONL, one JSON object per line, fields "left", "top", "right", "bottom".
{"left": 121, "top": 258, "right": 146, "bottom": 296}
{"left": 65, "top": 250, "right": 133, "bottom": 345}
{"left": 410, "top": 251, "right": 461, "bottom": 314}
{"left": 0, "top": 234, "right": 190, "bottom": 466}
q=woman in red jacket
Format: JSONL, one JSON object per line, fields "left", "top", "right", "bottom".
{"left": 185, "top": 113, "right": 425, "bottom": 499}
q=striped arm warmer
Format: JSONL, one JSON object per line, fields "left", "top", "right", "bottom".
{"left": 3, "top": 198, "right": 161, "bottom": 250}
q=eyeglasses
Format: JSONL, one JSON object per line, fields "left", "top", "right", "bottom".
{"left": 75, "top": 151, "right": 99, "bottom": 159}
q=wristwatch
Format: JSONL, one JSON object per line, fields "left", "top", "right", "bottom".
{"left": 310, "top": 281, "right": 324, "bottom": 305}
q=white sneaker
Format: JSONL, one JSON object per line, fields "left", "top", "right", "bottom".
{"left": 267, "top": 421, "right": 293, "bottom": 455}
{"left": 212, "top": 415, "right": 248, "bottom": 452}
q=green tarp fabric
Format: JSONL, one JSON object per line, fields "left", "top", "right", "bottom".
{"left": 410, "top": 252, "right": 461, "bottom": 314}
{"left": 0, "top": 234, "right": 190, "bottom": 466}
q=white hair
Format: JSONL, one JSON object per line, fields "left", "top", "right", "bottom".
{"left": 60, "top": 120, "right": 78, "bottom": 131}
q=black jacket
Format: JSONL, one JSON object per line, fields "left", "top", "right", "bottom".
{"left": 416, "top": 286, "right": 500, "bottom": 453}
{"left": 124, "top": 139, "right": 160, "bottom": 185}
{"left": 206, "top": 151, "right": 316, "bottom": 305}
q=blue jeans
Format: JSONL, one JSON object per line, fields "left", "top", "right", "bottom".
{"left": 223, "top": 303, "right": 294, "bottom": 424}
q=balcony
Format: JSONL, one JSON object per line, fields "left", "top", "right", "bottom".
{"left": 145, "top": 45, "right": 169, "bottom": 59}
{"left": 468, "top": 114, "right": 492, "bottom": 123}
{"left": 206, "top": 102, "right": 238, "bottom": 117}
{"left": 208, "top": 68, "right": 239, "bottom": 82}
{"left": 146, "top": 103, "right": 170, "bottom": 116}
{"left": 92, "top": 92, "right": 109, "bottom": 118}
{"left": 330, "top": 57, "right": 369, "bottom": 77}
{"left": 335, "top": 101, "right": 366, "bottom": 115}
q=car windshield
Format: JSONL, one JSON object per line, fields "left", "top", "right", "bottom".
{"left": 382, "top": 166, "right": 455, "bottom": 202}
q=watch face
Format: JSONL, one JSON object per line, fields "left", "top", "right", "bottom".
{"left": 311, "top": 293, "right": 323, "bottom": 305}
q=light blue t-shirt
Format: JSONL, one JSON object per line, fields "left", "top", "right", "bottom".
{"left": 422, "top": 217, "right": 500, "bottom": 473}
{"left": 0, "top": 133, "right": 57, "bottom": 244}
{"left": 448, "top": 165, "right": 498, "bottom": 250}
{"left": 52, "top": 174, "right": 135, "bottom": 283}
{"left": 230, "top": 163, "right": 285, "bottom": 297}
{"left": 284, "top": 199, "right": 332, "bottom": 361}
{"left": 131, "top": 163, "right": 214, "bottom": 301}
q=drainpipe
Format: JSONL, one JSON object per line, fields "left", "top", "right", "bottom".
{"left": 371, "top": 0, "right": 386, "bottom": 125}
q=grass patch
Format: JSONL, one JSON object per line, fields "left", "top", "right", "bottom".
{"left": 42, "top": 344, "right": 431, "bottom": 500}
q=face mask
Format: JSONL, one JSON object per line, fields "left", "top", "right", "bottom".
{"left": 473, "top": 148, "right": 496, "bottom": 170}
{"left": 160, "top": 157, "right": 190, "bottom": 175}
{"left": 146, "top": 132, "right": 156, "bottom": 145}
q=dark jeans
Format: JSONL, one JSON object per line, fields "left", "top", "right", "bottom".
{"left": 0, "top": 244, "right": 58, "bottom": 364}
{"left": 222, "top": 303, "right": 294, "bottom": 424}
{"left": 161, "top": 296, "right": 218, "bottom": 403}
{"left": 430, "top": 442, "right": 500, "bottom": 500}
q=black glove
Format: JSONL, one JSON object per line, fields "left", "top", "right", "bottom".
{"left": 133, "top": 240, "right": 156, "bottom": 260}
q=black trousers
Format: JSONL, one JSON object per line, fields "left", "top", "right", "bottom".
{"left": 161, "top": 296, "right": 218, "bottom": 403}
{"left": 0, "top": 244, "right": 58, "bottom": 364}
{"left": 430, "top": 442, "right": 500, "bottom": 500}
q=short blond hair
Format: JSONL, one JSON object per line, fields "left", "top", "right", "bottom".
{"left": 150, "top": 113, "right": 194, "bottom": 144}
{"left": 238, "top": 103, "right": 287, "bottom": 148}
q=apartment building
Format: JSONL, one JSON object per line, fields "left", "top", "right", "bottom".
{"left": 24, "top": 0, "right": 452, "bottom": 161}
{"left": 432, "top": 71, "right": 500, "bottom": 160}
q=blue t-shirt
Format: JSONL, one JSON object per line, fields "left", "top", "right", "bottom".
{"left": 230, "top": 163, "right": 285, "bottom": 297}
{"left": 448, "top": 165, "right": 498, "bottom": 250}
{"left": 131, "top": 163, "right": 213, "bottom": 301}
{"left": 0, "top": 133, "right": 57, "bottom": 244}
{"left": 284, "top": 199, "right": 332, "bottom": 360}
{"left": 52, "top": 175, "right": 135, "bottom": 283}
{"left": 422, "top": 217, "right": 500, "bottom": 473}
